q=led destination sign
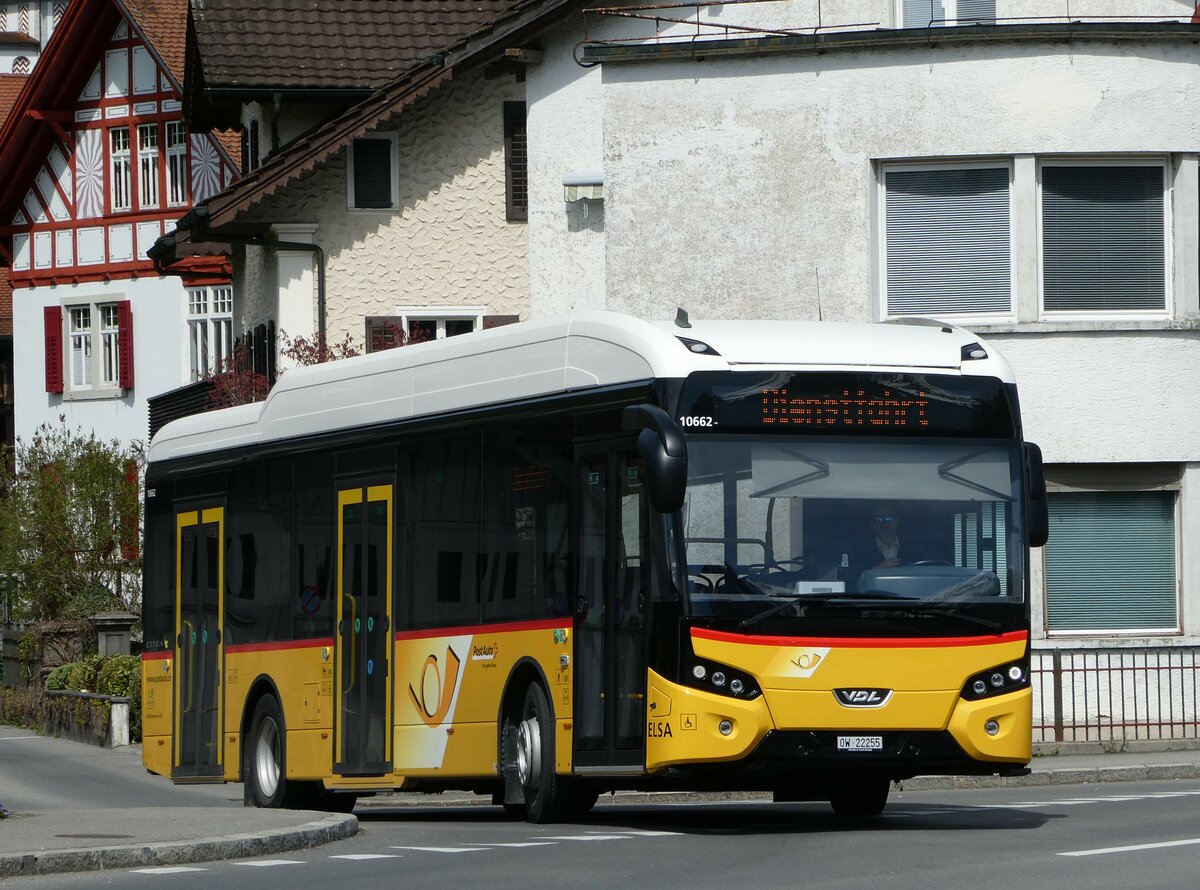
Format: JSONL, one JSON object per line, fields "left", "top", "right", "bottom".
{"left": 761, "top": 387, "right": 929, "bottom": 429}
{"left": 677, "top": 372, "right": 1015, "bottom": 439}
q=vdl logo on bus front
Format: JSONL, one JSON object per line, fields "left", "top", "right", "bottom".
{"left": 833, "top": 688, "right": 893, "bottom": 708}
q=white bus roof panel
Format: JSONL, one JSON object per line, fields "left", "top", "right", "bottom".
{"left": 149, "top": 311, "right": 1014, "bottom": 464}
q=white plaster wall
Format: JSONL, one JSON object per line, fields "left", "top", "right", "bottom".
{"left": 527, "top": 19, "right": 607, "bottom": 317}
{"left": 13, "top": 276, "right": 189, "bottom": 448}
{"left": 585, "top": 41, "right": 1200, "bottom": 322}
{"left": 986, "top": 333, "right": 1200, "bottom": 465}
{"left": 241, "top": 74, "right": 529, "bottom": 345}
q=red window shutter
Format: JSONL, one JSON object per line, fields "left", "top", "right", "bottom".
{"left": 121, "top": 459, "right": 140, "bottom": 561}
{"left": 43, "top": 306, "right": 64, "bottom": 393}
{"left": 117, "top": 300, "right": 134, "bottom": 390}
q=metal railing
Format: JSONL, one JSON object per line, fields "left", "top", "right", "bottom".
{"left": 1032, "top": 647, "right": 1200, "bottom": 743}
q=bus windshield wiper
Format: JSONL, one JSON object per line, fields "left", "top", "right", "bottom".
{"left": 789, "top": 594, "right": 1004, "bottom": 633}
{"left": 739, "top": 594, "right": 803, "bottom": 630}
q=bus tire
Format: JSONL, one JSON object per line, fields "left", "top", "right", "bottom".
{"left": 829, "top": 776, "right": 889, "bottom": 817}
{"left": 515, "top": 683, "right": 568, "bottom": 823}
{"left": 245, "top": 695, "right": 292, "bottom": 809}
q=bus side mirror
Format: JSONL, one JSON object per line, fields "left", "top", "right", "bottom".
{"left": 1024, "top": 442, "right": 1049, "bottom": 548}
{"left": 622, "top": 404, "right": 688, "bottom": 514}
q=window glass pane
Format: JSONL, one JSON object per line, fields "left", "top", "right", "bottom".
{"left": 885, "top": 167, "right": 1011, "bottom": 316}
{"left": 70, "top": 306, "right": 92, "bottom": 387}
{"left": 100, "top": 304, "right": 120, "bottom": 386}
{"left": 409, "top": 319, "right": 436, "bottom": 343}
{"left": 1045, "top": 491, "right": 1177, "bottom": 632}
{"left": 110, "top": 127, "right": 131, "bottom": 212}
{"left": 1042, "top": 166, "right": 1165, "bottom": 313}
{"left": 445, "top": 319, "right": 474, "bottom": 337}
{"left": 138, "top": 124, "right": 159, "bottom": 208}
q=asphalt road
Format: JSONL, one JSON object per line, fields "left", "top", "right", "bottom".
{"left": 7, "top": 780, "right": 1200, "bottom": 889}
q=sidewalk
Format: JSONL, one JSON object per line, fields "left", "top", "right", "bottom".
{"left": 3, "top": 744, "right": 1200, "bottom": 879}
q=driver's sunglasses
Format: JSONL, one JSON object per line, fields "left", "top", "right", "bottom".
{"left": 873, "top": 515, "right": 896, "bottom": 524}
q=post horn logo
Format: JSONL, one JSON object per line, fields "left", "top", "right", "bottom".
{"left": 408, "top": 646, "right": 462, "bottom": 727}
{"left": 787, "top": 647, "right": 830, "bottom": 678}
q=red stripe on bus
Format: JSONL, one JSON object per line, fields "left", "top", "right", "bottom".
{"left": 225, "top": 638, "right": 335, "bottom": 654}
{"left": 141, "top": 650, "right": 171, "bottom": 661}
{"left": 394, "top": 617, "right": 567, "bottom": 641}
{"left": 691, "top": 627, "right": 1028, "bottom": 649}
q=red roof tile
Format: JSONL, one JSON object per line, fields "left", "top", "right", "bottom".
{"left": 119, "top": 0, "right": 189, "bottom": 84}
{"left": 0, "top": 73, "right": 27, "bottom": 131}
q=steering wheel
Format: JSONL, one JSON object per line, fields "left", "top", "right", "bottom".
{"left": 689, "top": 574, "right": 715, "bottom": 594}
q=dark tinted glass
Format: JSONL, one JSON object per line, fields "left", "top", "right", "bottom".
{"left": 224, "top": 461, "right": 292, "bottom": 644}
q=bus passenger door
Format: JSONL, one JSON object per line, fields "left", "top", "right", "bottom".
{"left": 574, "top": 447, "right": 648, "bottom": 771}
{"left": 174, "top": 507, "right": 224, "bottom": 780}
{"left": 335, "top": 483, "right": 393, "bottom": 776}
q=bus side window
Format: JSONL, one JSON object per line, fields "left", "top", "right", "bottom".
{"left": 481, "top": 420, "right": 572, "bottom": 623}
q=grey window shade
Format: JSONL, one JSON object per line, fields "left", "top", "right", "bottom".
{"left": 903, "top": 0, "right": 944, "bottom": 27}
{"left": 885, "top": 167, "right": 1011, "bottom": 316}
{"left": 1045, "top": 491, "right": 1177, "bottom": 632}
{"left": 352, "top": 138, "right": 393, "bottom": 209}
{"left": 902, "top": 1, "right": 993, "bottom": 27}
{"left": 1042, "top": 166, "right": 1165, "bottom": 312}
{"left": 956, "top": 0, "right": 996, "bottom": 24}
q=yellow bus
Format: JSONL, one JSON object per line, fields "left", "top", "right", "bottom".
{"left": 141, "top": 310, "right": 1047, "bottom": 821}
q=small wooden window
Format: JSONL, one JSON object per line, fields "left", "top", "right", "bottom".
{"left": 352, "top": 138, "right": 394, "bottom": 209}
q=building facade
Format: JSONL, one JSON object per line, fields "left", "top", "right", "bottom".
{"left": 0, "top": 0, "right": 237, "bottom": 446}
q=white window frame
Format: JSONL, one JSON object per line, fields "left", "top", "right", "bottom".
{"left": 878, "top": 159, "right": 1016, "bottom": 323}
{"left": 187, "top": 285, "right": 234, "bottom": 380}
{"left": 346, "top": 131, "right": 399, "bottom": 211}
{"left": 166, "top": 121, "right": 188, "bottom": 207}
{"left": 1037, "top": 157, "right": 1172, "bottom": 323}
{"left": 393, "top": 306, "right": 486, "bottom": 340}
{"left": 896, "top": 0, "right": 995, "bottom": 28}
{"left": 1042, "top": 478, "right": 1182, "bottom": 638}
{"left": 109, "top": 126, "right": 131, "bottom": 212}
{"left": 63, "top": 299, "right": 123, "bottom": 398}
{"left": 137, "top": 123, "right": 159, "bottom": 209}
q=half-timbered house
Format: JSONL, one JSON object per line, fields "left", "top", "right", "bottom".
{"left": 0, "top": 0, "right": 237, "bottom": 447}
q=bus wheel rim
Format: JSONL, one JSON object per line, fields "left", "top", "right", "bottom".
{"left": 255, "top": 717, "right": 281, "bottom": 798}
{"left": 517, "top": 715, "right": 540, "bottom": 788}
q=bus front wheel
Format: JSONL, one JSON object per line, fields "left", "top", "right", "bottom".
{"left": 515, "top": 684, "right": 569, "bottom": 823}
{"left": 829, "top": 776, "right": 890, "bottom": 817}
{"left": 245, "top": 695, "right": 291, "bottom": 808}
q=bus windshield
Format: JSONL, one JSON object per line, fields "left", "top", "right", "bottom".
{"left": 681, "top": 437, "right": 1026, "bottom": 622}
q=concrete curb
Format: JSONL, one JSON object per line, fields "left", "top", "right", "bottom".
{"left": 0, "top": 813, "right": 359, "bottom": 879}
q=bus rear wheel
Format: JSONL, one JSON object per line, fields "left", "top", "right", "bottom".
{"left": 829, "top": 775, "right": 890, "bottom": 817}
{"left": 245, "top": 695, "right": 291, "bottom": 808}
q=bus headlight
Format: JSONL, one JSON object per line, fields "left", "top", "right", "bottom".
{"left": 683, "top": 657, "right": 760, "bottom": 700}
{"left": 961, "top": 659, "right": 1030, "bottom": 701}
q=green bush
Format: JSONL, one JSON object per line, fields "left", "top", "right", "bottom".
{"left": 96, "top": 655, "right": 139, "bottom": 697}
{"left": 44, "top": 663, "right": 72, "bottom": 691}
{"left": 0, "top": 686, "right": 41, "bottom": 730}
{"left": 64, "top": 653, "right": 107, "bottom": 693}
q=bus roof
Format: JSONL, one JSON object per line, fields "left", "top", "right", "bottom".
{"left": 148, "top": 310, "right": 1014, "bottom": 464}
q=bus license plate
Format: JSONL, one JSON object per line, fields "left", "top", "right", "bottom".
{"left": 837, "top": 736, "right": 882, "bottom": 751}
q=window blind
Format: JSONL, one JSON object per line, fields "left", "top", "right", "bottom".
{"left": 885, "top": 167, "right": 1011, "bottom": 316}
{"left": 352, "top": 138, "right": 393, "bottom": 209}
{"left": 1042, "top": 166, "right": 1165, "bottom": 312}
{"left": 1044, "top": 491, "right": 1177, "bottom": 632}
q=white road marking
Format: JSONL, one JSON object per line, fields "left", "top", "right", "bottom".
{"left": 1060, "top": 837, "right": 1200, "bottom": 858}
{"left": 474, "top": 842, "right": 559, "bottom": 847}
{"left": 389, "top": 846, "right": 487, "bottom": 853}
{"left": 604, "top": 830, "right": 683, "bottom": 836}
{"left": 234, "top": 859, "right": 306, "bottom": 867}
{"left": 541, "top": 834, "right": 634, "bottom": 841}
{"left": 131, "top": 866, "right": 207, "bottom": 874}
{"left": 0, "top": 736, "right": 39, "bottom": 741}
{"left": 330, "top": 853, "right": 403, "bottom": 860}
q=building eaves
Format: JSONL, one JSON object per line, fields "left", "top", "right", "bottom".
{"left": 581, "top": 19, "right": 1200, "bottom": 65}
{"left": 190, "top": 0, "right": 577, "bottom": 234}
{"left": 0, "top": 31, "right": 40, "bottom": 46}
{"left": 118, "top": 0, "right": 189, "bottom": 87}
